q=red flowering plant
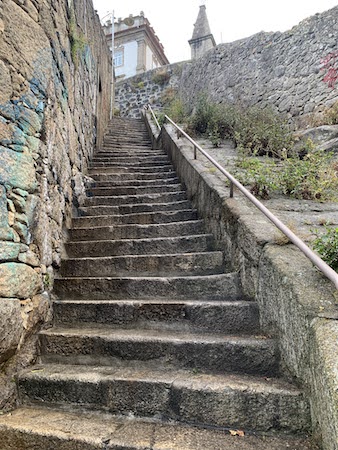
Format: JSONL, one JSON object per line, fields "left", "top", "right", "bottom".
{"left": 321, "top": 50, "right": 338, "bottom": 88}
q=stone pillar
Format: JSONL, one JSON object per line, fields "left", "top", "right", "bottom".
{"left": 136, "top": 39, "right": 146, "bottom": 73}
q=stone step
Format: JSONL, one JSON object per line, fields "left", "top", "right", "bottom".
{"left": 104, "top": 132, "right": 150, "bottom": 138}
{"left": 69, "top": 220, "right": 206, "bottom": 241}
{"left": 78, "top": 200, "right": 192, "bottom": 217}
{"left": 87, "top": 183, "right": 184, "bottom": 197}
{"left": 53, "top": 272, "right": 242, "bottom": 301}
{"left": 18, "top": 364, "right": 309, "bottom": 434}
{"left": 89, "top": 160, "right": 170, "bottom": 169}
{"left": 90, "top": 172, "right": 178, "bottom": 181}
{"left": 100, "top": 145, "right": 154, "bottom": 152}
{"left": 91, "top": 156, "right": 169, "bottom": 164}
{"left": 102, "top": 141, "right": 152, "bottom": 148}
{"left": 96, "top": 150, "right": 166, "bottom": 157}
{"left": 72, "top": 210, "right": 198, "bottom": 228}
{"left": 65, "top": 234, "right": 214, "bottom": 258}
{"left": 88, "top": 177, "right": 181, "bottom": 188}
{"left": 38, "top": 327, "right": 278, "bottom": 376}
{"left": 88, "top": 164, "right": 175, "bottom": 174}
{"left": 60, "top": 251, "right": 225, "bottom": 278}
{"left": 53, "top": 299, "right": 259, "bottom": 334}
{"left": 0, "top": 406, "right": 314, "bottom": 450}
{"left": 83, "top": 191, "right": 187, "bottom": 207}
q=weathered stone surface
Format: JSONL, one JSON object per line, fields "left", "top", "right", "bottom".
{"left": 294, "top": 125, "right": 338, "bottom": 152}
{"left": 0, "top": 147, "right": 37, "bottom": 192}
{"left": 21, "top": 293, "right": 51, "bottom": 334}
{"left": 0, "top": 242, "right": 21, "bottom": 261}
{"left": 0, "top": 60, "right": 12, "bottom": 104}
{"left": 0, "top": 263, "right": 41, "bottom": 299}
{"left": 0, "top": 0, "right": 111, "bottom": 416}
{"left": 18, "top": 250, "right": 39, "bottom": 267}
{"left": 0, "top": 185, "right": 13, "bottom": 241}
{"left": 0, "top": 299, "right": 23, "bottom": 364}
{"left": 0, "top": 406, "right": 314, "bottom": 450}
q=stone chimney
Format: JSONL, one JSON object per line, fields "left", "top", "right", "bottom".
{"left": 189, "top": 4, "right": 216, "bottom": 59}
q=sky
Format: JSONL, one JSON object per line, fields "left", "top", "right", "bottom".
{"left": 92, "top": 0, "right": 338, "bottom": 63}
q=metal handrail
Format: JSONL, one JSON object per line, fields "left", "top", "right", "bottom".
{"left": 145, "top": 104, "right": 161, "bottom": 131}
{"left": 146, "top": 110, "right": 338, "bottom": 290}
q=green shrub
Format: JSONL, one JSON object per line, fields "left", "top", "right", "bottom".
{"left": 233, "top": 106, "right": 293, "bottom": 158}
{"left": 235, "top": 148, "right": 338, "bottom": 201}
{"left": 278, "top": 150, "right": 338, "bottom": 201}
{"left": 187, "top": 95, "right": 293, "bottom": 154}
{"left": 235, "top": 155, "right": 278, "bottom": 199}
{"left": 312, "top": 226, "right": 338, "bottom": 271}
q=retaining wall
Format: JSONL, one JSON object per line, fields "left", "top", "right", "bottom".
{"left": 146, "top": 112, "right": 338, "bottom": 450}
{"left": 0, "top": 0, "right": 111, "bottom": 410}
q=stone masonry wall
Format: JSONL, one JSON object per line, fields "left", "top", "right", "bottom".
{"left": 117, "top": 6, "right": 338, "bottom": 121}
{"left": 0, "top": 0, "right": 111, "bottom": 410}
{"left": 115, "top": 63, "right": 184, "bottom": 118}
{"left": 180, "top": 5, "right": 338, "bottom": 118}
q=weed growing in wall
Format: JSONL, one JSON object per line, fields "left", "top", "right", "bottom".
{"left": 152, "top": 69, "right": 171, "bottom": 86}
{"left": 69, "top": 17, "right": 87, "bottom": 66}
{"left": 312, "top": 226, "right": 338, "bottom": 271}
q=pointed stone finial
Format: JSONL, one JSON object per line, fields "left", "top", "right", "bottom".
{"left": 189, "top": 4, "right": 216, "bottom": 59}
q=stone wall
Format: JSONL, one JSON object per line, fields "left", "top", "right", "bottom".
{"left": 0, "top": 0, "right": 111, "bottom": 410}
{"left": 117, "top": 6, "right": 338, "bottom": 121}
{"left": 149, "top": 114, "right": 338, "bottom": 450}
{"left": 180, "top": 5, "right": 338, "bottom": 118}
{"left": 115, "top": 63, "right": 184, "bottom": 118}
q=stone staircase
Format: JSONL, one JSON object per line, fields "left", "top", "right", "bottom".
{"left": 0, "top": 117, "right": 314, "bottom": 449}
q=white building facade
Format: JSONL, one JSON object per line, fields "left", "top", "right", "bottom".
{"left": 103, "top": 12, "right": 169, "bottom": 81}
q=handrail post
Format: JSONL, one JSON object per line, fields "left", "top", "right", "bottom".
{"left": 230, "top": 181, "right": 234, "bottom": 198}
{"left": 194, "top": 145, "right": 197, "bottom": 160}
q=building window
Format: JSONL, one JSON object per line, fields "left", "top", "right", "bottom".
{"left": 114, "top": 49, "right": 124, "bottom": 67}
{"left": 152, "top": 55, "right": 159, "bottom": 69}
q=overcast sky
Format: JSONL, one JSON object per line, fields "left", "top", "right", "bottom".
{"left": 92, "top": 0, "right": 338, "bottom": 62}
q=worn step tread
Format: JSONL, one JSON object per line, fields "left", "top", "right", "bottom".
{"left": 52, "top": 298, "right": 259, "bottom": 333}
{"left": 90, "top": 172, "right": 178, "bottom": 181}
{"left": 39, "top": 325, "right": 277, "bottom": 376}
{"left": 40, "top": 325, "right": 273, "bottom": 345}
{"left": 61, "top": 251, "right": 225, "bottom": 277}
{"left": 18, "top": 363, "right": 310, "bottom": 433}
{"left": 88, "top": 178, "right": 180, "bottom": 188}
{"left": 83, "top": 192, "right": 187, "bottom": 207}
{"left": 0, "top": 406, "right": 314, "bottom": 450}
{"left": 69, "top": 220, "right": 206, "bottom": 241}
{"left": 54, "top": 272, "right": 243, "bottom": 301}
{"left": 72, "top": 210, "right": 198, "bottom": 227}
{"left": 87, "top": 184, "right": 184, "bottom": 196}
{"left": 77, "top": 200, "right": 192, "bottom": 217}
{"left": 65, "top": 234, "right": 215, "bottom": 258}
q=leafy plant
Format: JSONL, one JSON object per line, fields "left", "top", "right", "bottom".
{"left": 278, "top": 150, "right": 338, "bottom": 201}
{"left": 235, "top": 147, "right": 338, "bottom": 201}
{"left": 187, "top": 94, "right": 293, "bottom": 156}
{"left": 312, "top": 226, "right": 338, "bottom": 271}
{"left": 235, "top": 154, "right": 278, "bottom": 199}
